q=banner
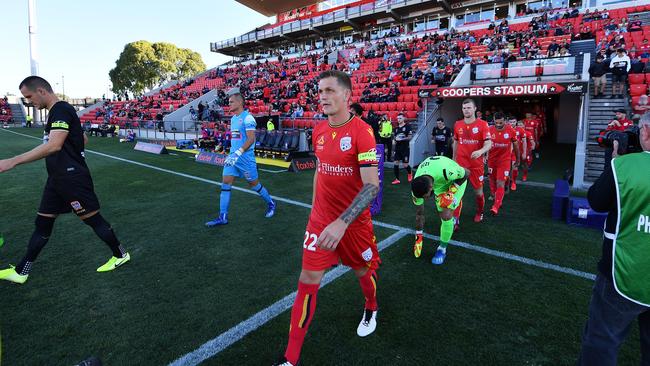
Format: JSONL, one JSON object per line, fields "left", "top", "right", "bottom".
{"left": 289, "top": 156, "right": 317, "bottom": 172}
{"left": 278, "top": 4, "right": 318, "bottom": 23}
{"left": 134, "top": 142, "right": 167, "bottom": 155}
{"left": 434, "top": 82, "right": 588, "bottom": 98}
{"left": 371, "top": 144, "right": 384, "bottom": 216}
{"left": 195, "top": 151, "right": 227, "bottom": 166}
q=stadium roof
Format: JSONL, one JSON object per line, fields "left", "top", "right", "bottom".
{"left": 235, "top": 0, "right": 320, "bottom": 17}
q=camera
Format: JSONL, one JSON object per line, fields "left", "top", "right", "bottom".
{"left": 596, "top": 126, "right": 642, "bottom": 155}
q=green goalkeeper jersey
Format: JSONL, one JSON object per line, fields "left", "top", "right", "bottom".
{"left": 412, "top": 156, "right": 466, "bottom": 206}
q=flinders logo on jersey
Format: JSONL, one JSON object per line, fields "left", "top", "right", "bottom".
{"left": 318, "top": 161, "right": 354, "bottom": 176}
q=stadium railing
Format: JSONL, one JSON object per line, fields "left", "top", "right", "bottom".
{"left": 471, "top": 56, "right": 579, "bottom": 81}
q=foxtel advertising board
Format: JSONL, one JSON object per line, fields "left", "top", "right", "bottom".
{"left": 434, "top": 82, "right": 588, "bottom": 98}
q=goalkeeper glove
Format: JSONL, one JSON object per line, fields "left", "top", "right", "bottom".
{"left": 224, "top": 149, "right": 242, "bottom": 167}
{"left": 414, "top": 230, "right": 423, "bottom": 258}
{"left": 448, "top": 183, "right": 460, "bottom": 194}
{"left": 437, "top": 192, "right": 456, "bottom": 209}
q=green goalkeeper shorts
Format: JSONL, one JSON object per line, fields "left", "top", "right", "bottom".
{"left": 435, "top": 180, "right": 467, "bottom": 212}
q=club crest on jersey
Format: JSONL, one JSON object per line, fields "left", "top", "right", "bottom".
{"left": 361, "top": 247, "right": 373, "bottom": 262}
{"left": 70, "top": 201, "right": 83, "bottom": 211}
{"left": 340, "top": 136, "right": 352, "bottom": 152}
{"left": 472, "top": 127, "right": 479, "bottom": 133}
{"left": 504, "top": 133, "right": 510, "bottom": 139}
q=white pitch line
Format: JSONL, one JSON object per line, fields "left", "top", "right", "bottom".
{"left": 0, "top": 129, "right": 597, "bottom": 281}
{"left": 167, "top": 229, "right": 410, "bottom": 366}
{"left": 259, "top": 168, "right": 286, "bottom": 173}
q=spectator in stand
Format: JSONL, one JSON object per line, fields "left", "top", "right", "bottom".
{"left": 634, "top": 94, "right": 650, "bottom": 116}
{"left": 609, "top": 48, "right": 631, "bottom": 99}
{"left": 589, "top": 55, "right": 608, "bottom": 99}
{"left": 628, "top": 15, "right": 643, "bottom": 32}
{"left": 604, "top": 19, "right": 619, "bottom": 36}
{"left": 618, "top": 17, "right": 629, "bottom": 33}
{"left": 630, "top": 56, "right": 645, "bottom": 74}
{"left": 603, "top": 109, "right": 633, "bottom": 167}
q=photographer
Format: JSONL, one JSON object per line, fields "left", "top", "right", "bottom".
{"left": 578, "top": 116, "right": 650, "bottom": 366}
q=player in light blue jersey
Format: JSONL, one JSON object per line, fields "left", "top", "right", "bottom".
{"left": 205, "top": 88, "right": 276, "bottom": 226}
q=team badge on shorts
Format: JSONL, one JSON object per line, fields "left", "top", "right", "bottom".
{"left": 479, "top": 175, "right": 484, "bottom": 181}
{"left": 361, "top": 247, "right": 373, "bottom": 262}
{"left": 70, "top": 201, "right": 83, "bottom": 211}
{"left": 340, "top": 136, "right": 352, "bottom": 152}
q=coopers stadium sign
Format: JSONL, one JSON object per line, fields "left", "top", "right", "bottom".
{"left": 434, "top": 82, "right": 587, "bottom": 98}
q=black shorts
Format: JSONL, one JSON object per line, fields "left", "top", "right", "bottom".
{"left": 394, "top": 143, "right": 410, "bottom": 162}
{"left": 38, "top": 174, "right": 100, "bottom": 216}
{"left": 612, "top": 73, "right": 627, "bottom": 82}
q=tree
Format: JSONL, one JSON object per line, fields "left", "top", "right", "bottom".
{"left": 109, "top": 41, "right": 206, "bottom": 96}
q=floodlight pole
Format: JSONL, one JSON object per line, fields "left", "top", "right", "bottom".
{"left": 28, "top": 0, "right": 41, "bottom": 124}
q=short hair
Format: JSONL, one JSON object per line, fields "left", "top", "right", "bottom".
{"left": 461, "top": 98, "right": 476, "bottom": 107}
{"left": 436, "top": 117, "right": 444, "bottom": 122}
{"left": 350, "top": 103, "right": 363, "bottom": 115}
{"left": 318, "top": 70, "right": 352, "bottom": 91}
{"left": 19, "top": 76, "right": 53, "bottom": 93}
{"left": 411, "top": 176, "right": 432, "bottom": 198}
{"left": 494, "top": 112, "right": 505, "bottom": 120}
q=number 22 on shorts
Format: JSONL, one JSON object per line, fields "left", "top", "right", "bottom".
{"left": 303, "top": 231, "right": 318, "bottom": 252}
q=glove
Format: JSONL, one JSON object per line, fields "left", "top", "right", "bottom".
{"left": 437, "top": 192, "right": 456, "bottom": 209}
{"left": 224, "top": 149, "right": 242, "bottom": 167}
{"left": 448, "top": 183, "right": 459, "bottom": 194}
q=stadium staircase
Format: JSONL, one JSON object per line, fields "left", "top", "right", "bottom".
{"left": 569, "top": 39, "right": 596, "bottom": 73}
{"left": 163, "top": 89, "right": 221, "bottom": 131}
{"left": 584, "top": 75, "right": 628, "bottom": 182}
{"left": 9, "top": 103, "right": 26, "bottom": 125}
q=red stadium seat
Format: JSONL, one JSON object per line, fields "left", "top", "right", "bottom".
{"left": 629, "top": 74, "right": 645, "bottom": 85}
{"left": 406, "top": 111, "right": 417, "bottom": 119}
{"left": 630, "top": 84, "right": 646, "bottom": 96}
{"left": 644, "top": 73, "right": 650, "bottom": 83}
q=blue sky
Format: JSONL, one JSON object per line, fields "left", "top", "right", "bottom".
{"left": 0, "top": 0, "right": 272, "bottom": 98}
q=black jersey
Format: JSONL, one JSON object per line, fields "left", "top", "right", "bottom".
{"left": 45, "top": 101, "right": 89, "bottom": 177}
{"left": 432, "top": 127, "right": 452, "bottom": 144}
{"left": 394, "top": 124, "right": 411, "bottom": 147}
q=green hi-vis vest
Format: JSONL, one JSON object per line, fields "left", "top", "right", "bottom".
{"left": 266, "top": 120, "right": 274, "bottom": 131}
{"left": 379, "top": 121, "right": 392, "bottom": 138}
{"left": 611, "top": 151, "right": 650, "bottom": 306}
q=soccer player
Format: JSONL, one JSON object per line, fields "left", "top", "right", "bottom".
{"left": 411, "top": 156, "right": 469, "bottom": 265}
{"left": 509, "top": 117, "right": 528, "bottom": 191}
{"left": 452, "top": 98, "right": 492, "bottom": 224}
{"left": 205, "top": 88, "right": 275, "bottom": 226}
{"left": 274, "top": 71, "right": 381, "bottom": 366}
{"left": 391, "top": 113, "right": 413, "bottom": 184}
{"left": 523, "top": 112, "right": 540, "bottom": 157}
{"left": 487, "top": 113, "right": 520, "bottom": 216}
{"left": 432, "top": 117, "right": 453, "bottom": 157}
{"left": 518, "top": 119, "right": 536, "bottom": 182}
{"left": 0, "top": 76, "right": 130, "bottom": 284}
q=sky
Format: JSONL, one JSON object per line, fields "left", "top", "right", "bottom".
{"left": 0, "top": 0, "right": 273, "bottom": 99}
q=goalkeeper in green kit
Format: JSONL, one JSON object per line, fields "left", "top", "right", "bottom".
{"left": 410, "top": 156, "right": 469, "bottom": 265}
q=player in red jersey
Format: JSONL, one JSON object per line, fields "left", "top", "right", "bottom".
{"left": 452, "top": 98, "right": 492, "bottom": 224}
{"left": 523, "top": 112, "right": 539, "bottom": 146}
{"left": 487, "top": 113, "right": 520, "bottom": 215}
{"left": 274, "top": 71, "right": 381, "bottom": 366}
{"left": 508, "top": 117, "right": 528, "bottom": 191}
{"left": 518, "top": 119, "right": 536, "bottom": 182}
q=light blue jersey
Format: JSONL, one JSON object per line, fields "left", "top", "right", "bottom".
{"left": 224, "top": 110, "right": 258, "bottom": 182}
{"left": 230, "top": 110, "right": 257, "bottom": 156}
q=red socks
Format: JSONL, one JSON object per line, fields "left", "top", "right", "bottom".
{"left": 285, "top": 282, "right": 319, "bottom": 364}
{"left": 495, "top": 186, "right": 505, "bottom": 209}
{"left": 358, "top": 270, "right": 378, "bottom": 311}
{"left": 476, "top": 195, "right": 485, "bottom": 213}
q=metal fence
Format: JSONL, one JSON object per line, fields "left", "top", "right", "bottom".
{"left": 472, "top": 56, "right": 577, "bottom": 81}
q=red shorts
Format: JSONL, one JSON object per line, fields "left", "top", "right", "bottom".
{"left": 488, "top": 163, "right": 510, "bottom": 182}
{"left": 302, "top": 220, "right": 380, "bottom": 272}
{"left": 467, "top": 165, "right": 484, "bottom": 189}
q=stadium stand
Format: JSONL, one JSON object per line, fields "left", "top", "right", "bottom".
{"left": 0, "top": 97, "right": 12, "bottom": 123}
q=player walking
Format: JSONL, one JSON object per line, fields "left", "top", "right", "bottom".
{"left": 487, "top": 113, "right": 519, "bottom": 215}
{"left": 391, "top": 113, "right": 413, "bottom": 184}
{"left": 411, "top": 156, "right": 469, "bottom": 265}
{"left": 452, "top": 99, "right": 492, "bottom": 224}
{"left": 274, "top": 71, "right": 381, "bottom": 366}
{"left": 0, "top": 76, "right": 130, "bottom": 284}
{"left": 205, "top": 88, "right": 275, "bottom": 226}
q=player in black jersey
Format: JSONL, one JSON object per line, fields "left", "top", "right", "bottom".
{"left": 391, "top": 113, "right": 413, "bottom": 184}
{"left": 0, "top": 76, "right": 130, "bottom": 284}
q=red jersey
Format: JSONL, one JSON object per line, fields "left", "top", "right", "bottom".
{"left": 514, "top": 126, "right": 527, "bottom": 154}
{"left": 488, "top": 125, "right": 517, "bottom": 166}
{"left": 607, "top": 118, "right": 633, "bottom": 131}
{"left": 525, "top": 130, "right": 534, "bottom": 152}
{"left": 523, "top": 118, "right": 539, "bottom": 140}
{"left": 453, "top": 118, "right": 491, "bottom": 168}
{"left": 310, "top": 116, "right": 378, "bottom": 229}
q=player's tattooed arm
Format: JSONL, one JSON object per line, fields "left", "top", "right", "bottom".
{"left": 339, "top": 183, "right": 379, "bottom": 225}
{"left": 415, "top": 204, "right": 425, "bottom": 231}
